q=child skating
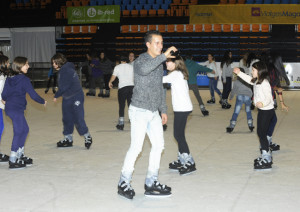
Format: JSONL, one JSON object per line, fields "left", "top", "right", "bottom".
{"left": 2, "top": 56, "right": 47, "bottom": 169}
{"left": 226, "top": 68, "right": 254, "bottom": 133}
{"left": 52, "top": 53, "right": 92, "bottom": 149}
{"left": 233, "top": 61, "right": 275, "bottom": 170}
{"left": 163, "top": 56, "right": 196, "bottom": 175}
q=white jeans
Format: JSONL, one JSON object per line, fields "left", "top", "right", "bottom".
{"left": 121, "top": 105, "right": 165, "bottom": 183}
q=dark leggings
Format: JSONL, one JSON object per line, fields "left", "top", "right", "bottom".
{"left": 174, "top": 111, "right": 191, "bottom": 154}
{"left": 46, "top": 74, "right": 57, "bottom": 89}
{"left": 257, "top": 109, "right": 275, "bottom": 151}
{"left": 118, "top": 86, "right": 134, "bottom": 117}
{"left": 104, "top": 74, "right": 112, "bottom": 90}
{"left": 188, "top": 84, "right": 204, "bottom": 105}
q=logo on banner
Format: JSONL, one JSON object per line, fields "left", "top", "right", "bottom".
{"left": 72, "top": 8, "right": 83, "bottom": 18}
{"left": 252, "top": 7, "right": 261, "bottom": 16}
{"left": 87, "top": 8, "right": 97, "bottom": 17}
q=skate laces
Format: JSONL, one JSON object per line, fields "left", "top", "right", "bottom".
{"left": 121, "top": 182, "right": 133, "bottom": 192}
{"left": 154, "top": 181, "right": 166, "bottom": 189}
{"left": 85, "top": 136, "right": 92, "bottom": 143}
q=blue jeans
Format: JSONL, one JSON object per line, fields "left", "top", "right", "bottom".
{"left": 121, "top": 105, "right": 164, "bottom": 182}
{"left": 231, "top": 95, "right": 252, "bottom": 122}
{"left": 208, "top": 77, "right": 221, "bottom": 98}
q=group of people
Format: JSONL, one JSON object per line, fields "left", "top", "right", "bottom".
{"left": 0, "top": 53, "right": 93, "bottom": 169}
{"left": 0, "top": 30, "right": 290, "bottom": 200}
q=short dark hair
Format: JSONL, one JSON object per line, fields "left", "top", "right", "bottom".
{"left": 120, "top": 54, "right": 129, "bottom": 63}
{"left": 51, "top": 53, "right": 67, "bottom": 68}
{"left": 144, "top": 30, "right": 161, "bottom": 44}
{"left": 11, "top": 56, "right": 28, "bottom": 75}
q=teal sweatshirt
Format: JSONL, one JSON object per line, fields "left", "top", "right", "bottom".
{"left": 184, "top": 59, "right": 213, "bottom": 85}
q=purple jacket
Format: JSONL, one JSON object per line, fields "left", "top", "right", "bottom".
{"left": 2, "top": 74, "right": 45, "bottom": 111}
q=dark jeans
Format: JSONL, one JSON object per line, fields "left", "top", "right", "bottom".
{"left": 62, "top": 92, "right": 88, "bottom": 136}
{"left": 118, "top": 86, "right": 134, "bottom": 117}
{"left": 188, "top": 84, "right": 204, "bottom": 105}
{"left": 257, "top": 109, "right": 275, "bottom": 151}
{"left": 208, "top": 77, "right": 221, "bottom": 98}
{"left": 174, "top": 111, "right": 191, "bottom": 154}
{"left": 222, "top": 77, "right": 232, "bottom": 100}
{"left": 231, "top": 95, "right": 252, "bottom": 121}
{"left": 5, "top": 109, "right": 29, "bottom": 152}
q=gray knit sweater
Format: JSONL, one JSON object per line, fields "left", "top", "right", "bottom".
{"left": 229, "top": 77, "right": 253, "bottom": 100}
{"left": 131, "top": 52, "right": 167, "bottom": 114}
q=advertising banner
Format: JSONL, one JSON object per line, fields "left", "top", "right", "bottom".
{"left": 190, "top": 4, "right": 300, "bottom": 24}
{"left": 67, "top": 5, "right": 120, "bottom": 24}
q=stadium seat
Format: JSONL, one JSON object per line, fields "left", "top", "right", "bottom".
{"left": 195, "top": 24, "right": 203, "bottom": 32}
{"left": 242, "top": 24, "right": 250, "bottom": 32}
{"left": 223, "top": 24, "right": 231, "bottom": 32}
{"left": 252, "top": 24, "right": 260, "bottom": 32}
{"left": 204, "top": 24, "right": 212, "bottom": 32}
{"left": 158, "top": 25, "right": 166, "bottom": 32}
{"left": 121, "top": 25, "right": 130, "bottom": 33}
{"left": 176, "top": 24, "right": 184, "bottom": 32}
{"left": 167, "top": 24, "right": 175, "bottom": 32}
{"left": 233, "top": 24, "right": 240, "bottom": 32}
{"left": 186, "top": 24, "right": 194, "bottom": 32}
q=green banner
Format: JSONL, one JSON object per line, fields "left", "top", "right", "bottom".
{"left": 67, "top": 5, "right": 120, "bottom": 24}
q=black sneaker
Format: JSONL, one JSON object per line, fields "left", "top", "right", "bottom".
{"left": 116, "top": 124, "right": 124, "bottom": 130}
{"left": 144, "top": 181, "right": 171, "bottom": 197}
{"left": 9, "top": 159, "right": 26, "bottom": 169}
{"left": 207, "top": 99, "right": 215, "bottom": 104}
{"left": 57, "top": 138, "right": 73, "bottom": 148}
{"left": 118, "top": 181, "right": 135, "bottom": 200}
{"left": 0, "top": 153, "right": 9, "bottom": 162}
{"left": 20, "top": 154, "right": 33, "bottom": 166}
{"left": 201, "top": 109, "right": 209, "bottom": 116}
{"left": 269, "top": 143, "right": 280, "bottom": 151}
{"left": 179, "top": 162, "right": 196, "bottom": 175}
{"left": 84, "top": 136, "right": 92, "bottom": 149}
{"left": 254, "top": 158, "right": 272, "bottom": 170}
{"left": 169, "top": 160, "right": 182, "bottom": 170}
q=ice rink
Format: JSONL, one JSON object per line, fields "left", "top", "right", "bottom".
{"left": 0, "top": 88, "right": 299, "bottom": 212}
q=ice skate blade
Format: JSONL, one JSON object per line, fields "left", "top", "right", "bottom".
{"left": 254, "top": 167, "right": 272, "bottom": 171}
{"left": 144, "top": 192, "right": 172, "bottom": 198}
{"left": 118, "top": 191, "right": 134, "bottom": 200}
{"left": 179, "top": 169, "right": 196, "bottom": 176}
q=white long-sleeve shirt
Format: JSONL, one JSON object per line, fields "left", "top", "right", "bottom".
{"left": 0, "top": 75, "right": 6, "bottom": 109}
{"left": 237, "top": 71, "right": 274, "bottom": 110}
{"left": 205, "top": 60, "right": 218, "bottom": 78}
{"left": 163, "top": 71, "right": 193, "bottom": 112}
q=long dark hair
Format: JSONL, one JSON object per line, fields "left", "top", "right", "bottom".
{"left": 268, "top": 52, "right": 290, "bottom": 86}
{"left": 251, "top": 61, "right": 269, "bottom": 84}
{"left": 246, "top": 52, "right": 257, "bottom": 68}
{"left": 221, "top": 50, "right": 232, "bottom": 68}
{"left": 0, "top": 55, "right": 10, "bottom": 76}
{"left": 11, "top": 56, "right": 28, "bottom": 76}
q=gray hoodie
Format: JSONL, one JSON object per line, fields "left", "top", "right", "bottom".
{"left": 229, "top": 77, "right": 253, "bottom": 100}
{"left": 131, "top": 52, "right": 167, "bottom": 114}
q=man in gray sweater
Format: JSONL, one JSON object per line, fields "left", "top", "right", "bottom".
{"left": 118, "top": 31, "right": 177, "bottom": 199}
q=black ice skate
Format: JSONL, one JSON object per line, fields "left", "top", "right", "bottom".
{"left": 163, "top": 124, "right": 167, "bottom": 131}
{"left": 179, "top": 161, "right": 196, "bottom": 175}
{"left": 118, "top": 181, "right": 135, "bottom": 200}
{"left": 84, "top": 136, "right": 92, "bottom": 149}
{"left": 9, "top": 159, "right": 26, "bottom": 169}
{"left": 201, "top": 109, "right": 209, "bottom": 116}
{"left": 226, "top": 127, "right": 234, "bottom": 133}
{"left": 248, "top": 119, "right": 254, "bottom": 132}
{"left": 144, "top": 181, "right": 171, "bottom": 197}
{"left": 207, "top": 99, "right": 215, "bottom": 104}
{"left": 20, "top": 154, "right": 33, "bottom": 166}
{"left": 169, "top": 159, "right": 182, "bottom": 170}
{"left": 0, "top": 153, "right": 9, "bottom": 162}
{"left": 254, "top": 150, "right": 272, "bottom": 170}
{"left": 116, "top": 124, "right": 124, "bottom": 130}
{"left": 57, "top": 138, "right": 73, "bottom": 148}
{"left": 269, "top": 143, "right": 280, "bottom": 151}
{"left": 86, "top": 92, "right": 95, "bottom": 96}
{"left": 221, "top": 100, "right": 231, "bottom": 109}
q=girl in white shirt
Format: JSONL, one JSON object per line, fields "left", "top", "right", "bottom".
{"left": 233, "top": 61, "right": 275, "bottom": 170}
{"left": 163, "top": 56, "right": 196, "bottom": 175}
{"left": 0, "top": 55, "right": 9, "bottom": 162}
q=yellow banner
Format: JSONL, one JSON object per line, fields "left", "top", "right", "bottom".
{"left": 190, "top": 4, "right": 300, "bottom": 24}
